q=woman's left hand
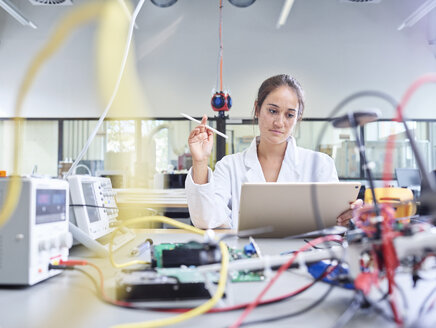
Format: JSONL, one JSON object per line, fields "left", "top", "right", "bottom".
{"left": 336, "top": 199, "right": 364, "bottom": 227}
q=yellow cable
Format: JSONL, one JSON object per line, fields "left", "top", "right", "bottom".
{"left": 108, "top": 216, "right": 206, "bottom": 268}
{"left": 0, "top": 2, "right": 104, "bottom": 229}
{"left": 109, "top": 216, "right": 229, "bottom": 328}
{"left": 115, "top": 242, "right": 228, "bottom": 328}
{"left": 96, "top": 0, "right": 148, "bottom": 118}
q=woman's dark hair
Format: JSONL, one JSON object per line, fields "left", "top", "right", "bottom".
{"left": 254, "top": 74, "right": 305, "bottom": 121}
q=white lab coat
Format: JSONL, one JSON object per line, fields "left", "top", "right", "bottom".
{"left": 185, "top": 136, "right": 338, "bottom": 229}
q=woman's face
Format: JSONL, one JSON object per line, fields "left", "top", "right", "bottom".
{"left": 256, "top": 86, "right": 299, "bottom": 145}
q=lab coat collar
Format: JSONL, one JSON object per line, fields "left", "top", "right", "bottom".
{"left": 243, "top": 136, "right": 300, "bottom": 182}
{"left": 244, "top": 137, "right": 264, "bottom": 182}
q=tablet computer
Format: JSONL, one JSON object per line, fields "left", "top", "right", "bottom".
{"left": 238, "top": 182, "right": 361, "bottom": 238}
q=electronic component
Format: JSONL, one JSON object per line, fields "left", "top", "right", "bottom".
{"left": 211, "top": 91, "right": 232, "bottom": 112}
{"left": 67, "top": 175, "right": 135, "bottom": 255}
{"left": 0, "top": 177, "right": 72, "bottom": 285}
{"left": 131, "top": 239, "right": 153, "bottom": 257}
{"left": 152, "top": 242, "right": 221, "bottom": 268}
{"left": 68, "top": 175, "right": 118, "bottom": 239}
{"left": 116, "top": 269, "right": 211, "bottom": 302}
{"left": 307, "top": 261, "right": 354, "bottom": 289}
{"left": 152, "top": 242, "right": 264, "bottom": 283}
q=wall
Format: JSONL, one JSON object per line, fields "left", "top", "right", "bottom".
{"left": 0, "top": 0, "right": 435, "bottom": 119}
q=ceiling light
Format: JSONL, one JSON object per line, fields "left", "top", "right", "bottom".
{"left": 150, "top": 0, "right": 177, "bottom": 8}
{"left": 398, "top": 0, "right": 436, "bottom": 31}
{"left": 28, "top": 0, "right": 72, "bottom": 4}
{"left": 0, "top": 0, "right": 37, "bottom": 28}
{"left": 276, "top": 0, "right": 295, "bottom": 29}
{"left": 340, "top": 0, "right": 381, "bottom": 3}
{"left": 228, "top": 0, "right": 256, "bottom": 8}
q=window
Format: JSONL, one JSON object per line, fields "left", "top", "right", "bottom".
{"left": 2, "top": 117, "right": 433, "bottom": 184}
{"left": 364, "top": 121, "right": 431, "bottom": 179}
{"left": 0, "top": 120, "right": 58, "bottom": 176}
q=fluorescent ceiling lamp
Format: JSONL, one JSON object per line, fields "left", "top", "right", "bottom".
{"left": 0, "top": 0, "right": 37, "bottom": 28}
{"left": 276, "top": 0, "right": 295, "bottom": 29}
{"left": 151, "top": 0, "right": 177, "bottom": 8}
{"left": 398, "top": 0, "right": 436, "bottom": 31}
{"left": 228, "top": 0, "right": 256, "bottom": 8}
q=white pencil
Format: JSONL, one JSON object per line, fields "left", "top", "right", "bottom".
{"left": 180, "top": 113, "right": 229, "bottom": 139}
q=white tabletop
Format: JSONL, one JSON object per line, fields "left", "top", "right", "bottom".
{"left": 0, "top": 230, "right": 435, "bottom": 328}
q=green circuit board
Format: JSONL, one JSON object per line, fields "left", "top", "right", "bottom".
{"left": 152, "top": 242, "right": 264, "bottom": 283}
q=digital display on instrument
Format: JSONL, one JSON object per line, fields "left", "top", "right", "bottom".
{"left": 36, "top": 189, "right": 67, "bottom": 224}
{"left": 37, "top": 193, "right": 50, "bottom": 205}
{"left": 82, "top": 182, "right": 101, "bottom": 223}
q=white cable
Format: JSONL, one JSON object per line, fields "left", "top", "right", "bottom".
{"left": 196, "top": 246, "right": 344, "bottom": 274}
{"left": 263, "top": 255, "right": 273, "bottom": 280}
{"left": 73, "top": 164, "right": 91, "bottom": 175}
{"left": 116, "top": 0, "right": 139, "bottom": 29}
{"left": 296, "top": 250, "right": 308, "bottom": 274}
{"left": 65, "top": 0, "right": 145, "bottom": 179}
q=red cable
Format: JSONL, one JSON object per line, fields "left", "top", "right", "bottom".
{"left": 380, "top": 73, "right": 436, "bottom": 323}
{"left": 61, "top": 256, "right": 337, "bottom": 316}
{"left": 230, "top": 235, "right": 343, "bottom": 328}
{"left": 382, "top": 74, "right": 436, "bottom": 185}
{"left": 157, "top": 281, "right": 314, "bottom": 314}
{"left": 219, "top": 0, "right": 223, "bottom": 91}
{"left": 60, "top": 260, "right": 132, "bottom": 307}
{"left": 156, "top": 265, "right": 337, "bottom": 314}
{"left": 128, "top": 264, "right": 332, "bottom": 313}
{"left": 381, "top": 210, "right": 402, "bottom": 325}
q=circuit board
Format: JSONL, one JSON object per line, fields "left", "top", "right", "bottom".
{"left": 152, "top": 242, "right": 264, "bottom": 283}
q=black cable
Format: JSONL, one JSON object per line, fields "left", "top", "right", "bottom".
{"left": 375, "top": 288, "right": 389, "bottom": 303}
{"left": 283, "top": 226, "right": 347, "bottom": 240}
{"left": 218, "top": 226, "right": 274, "bottom": 242}
{"left": 303, "top": 239, "right": 343, "bottom": 250}
{"left": 56, "top": 259, "right": 339, "bottom": 314}
{"left": 311, "top": 90, "right": 400, "bottom": 236}
{"left": 418, "top": 285, "right": 436, "bottom": 317}
{"left": 331, "top": 292, "right": 364, "bottom": 328}
{"left": 363, "top": 294, "right": 396, "bottom": 323}
{"left": 238, "top": 237, "right": 348, "bottom": 326}
{"left": 239, "top": 284, "right": 335, "bottom": 327}
{"left": 153, "top": 262, "right": 340, "bottom": 314}
{"left": 70, "top": 204, "right": 118, "bottom": 210}
{"left": 155, "top": 262, "right": 339, "bottom": 313}
{"left": 394, "top": 282, "right": 409, "bottom": 311}
{"left": 69, "top": 267, "right": 146, "bottom": 310}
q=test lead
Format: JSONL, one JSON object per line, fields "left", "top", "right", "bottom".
{"left": 131, "top": 239, "right": 152, "bottom": 257}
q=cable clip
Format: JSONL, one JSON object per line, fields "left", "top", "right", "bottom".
{"left": 297, "top": 252, "right": 308, "bottom": 274}
{"left": 263, "top": 256, "right": 273, "bottom": 280}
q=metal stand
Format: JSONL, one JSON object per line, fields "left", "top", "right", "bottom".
{"left": 216, "top": 111, "right": 227, "bottom": 162}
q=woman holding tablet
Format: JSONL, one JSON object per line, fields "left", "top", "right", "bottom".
{"left": 185, "top": 74, "right": 361, "bottom": 229}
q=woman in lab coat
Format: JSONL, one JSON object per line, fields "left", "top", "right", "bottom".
{"left": 185, "top": 74, "right": 361, "bottom": 230}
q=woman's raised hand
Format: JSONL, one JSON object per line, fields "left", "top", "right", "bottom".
{"left": 188, "top": 115, "right": 214, "bottom": 164}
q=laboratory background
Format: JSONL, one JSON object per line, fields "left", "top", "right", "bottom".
{"left": 0, "top": 0, "right": 436, "bottom": 327}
